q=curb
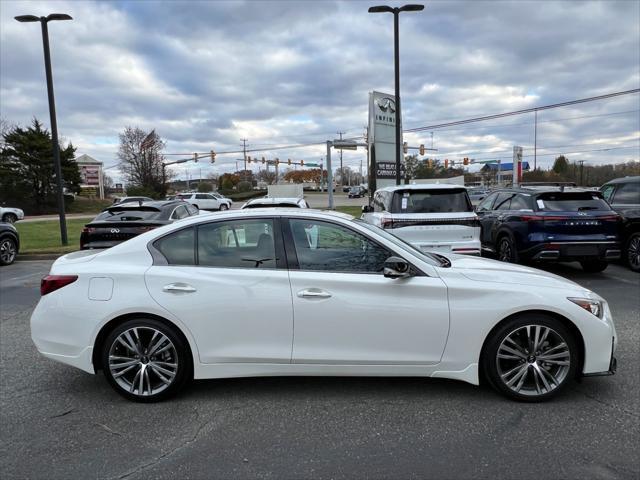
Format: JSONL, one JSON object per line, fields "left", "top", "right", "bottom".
{"left": 16, "top": 253, "right": 64, "bottom": 261}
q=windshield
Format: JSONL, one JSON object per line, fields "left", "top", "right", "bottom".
{"left": 354, "top": 219, "right": 442, "bottom": 267}
{"left": 391, "top": 189, "right": 472, "bottom": 213}
{"left": 535, "top": 192, "right": 612, "bottom": 212}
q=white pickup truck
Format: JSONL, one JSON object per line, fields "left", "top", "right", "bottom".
{"left": 362, "top": 184, "right": 481, "bottom": 255}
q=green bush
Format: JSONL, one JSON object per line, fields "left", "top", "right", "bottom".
{"left": 125, "top": 185, "right": 159, "bottom": 199}
{"left": 225, "top": 190, "right": 267, "bottom": 201}
{"left": 237, "top": 181, "right": 252, "bottom": 193}
{"left": 197, "top": 182, "right": 213, "bottom": 192}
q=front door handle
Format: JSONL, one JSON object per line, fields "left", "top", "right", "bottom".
{"left": 297, "top": 288, "right": 332, "bottom": 299}
{"left": 163, "top": 283, "right": 197, "bottom": 293}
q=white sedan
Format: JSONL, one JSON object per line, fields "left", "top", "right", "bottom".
{"left": 31, "top": 209, "right": 617, "bottom": 402}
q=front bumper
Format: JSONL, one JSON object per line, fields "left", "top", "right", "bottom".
{"left": 583, "top": 338, "right": 617, "bottom": 377}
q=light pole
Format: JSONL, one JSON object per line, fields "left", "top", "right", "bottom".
{"left": 368, "top": 4, "right": 424, "bottom": 186}
{"left": 15, "top": 13, "right": 72, "bottom": 245}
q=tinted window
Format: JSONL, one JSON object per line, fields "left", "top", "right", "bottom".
{"left": 494, "top": 193, "right": 513, "bottom": 211}
{"left": 195, "top": 194, "right": 209, "bottom": 200}
{"left": 94, "top": 208, "right": 162, "bottom": 221}
{"left": 601, "top": 184, "right": 615, "bottom": 202}
{"left": 476, "top": 192, "right": 498, "bottom": 211}
{"left": 198, "top": 219, "right": 276, "bottom": 268}
{"left": 154, "top": 228, "right": 195, "bottom": 265}
{"left": 612, "top": 182, "right": 640, "bottom": 204}
{"left": 390, "top": 189, "right": 472, "bottom": 213}
{"left": 186, "top": 204, "right": 199, "bottom": 216}
{"left": 510, "top": 195, "right": 531, "bottom": 210}
{"left": 171, "top": 205, "right": 188, "bottom": 220}
{"left": 290, "top": 219, "right": 391, "bottom": 273}
{"left": 535, "top": 192, "right": 612, "bottom": 212}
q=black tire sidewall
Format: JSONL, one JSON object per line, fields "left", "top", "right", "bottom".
{"left": 497, "top": 233, "right": 518, "bottom": 263}
{"left": 2, "top": 213, "right": 17, "bottom": 223}
{"left": 482, "top": 314, "right": 578, "bottom": 402}
{"left": 625, "top": 232, "right": 640, "bottom": 272}
{"left": 0, "top": 237, "right": 17, "bottom": 266}
{"left": 101, "top": 318, "right": 191, "bottom": 402}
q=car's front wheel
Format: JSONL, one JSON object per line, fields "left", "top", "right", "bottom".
{"left": 219, "top": 203, "right": 229, "bottom": 211}
{"left": 482, "top": 314, "right": 578, "bottom": 402}
{"left": 580, "top": 260, "right": 608, "bottom": 273}
{"left": 2, "top": 213, "right": 17, "bottom": 223}
{"left": 625, "top": 232, "right": 640, "bottom": 273}
{"left": 0, "top": 237, "right": 17, "bottom": 265}
{"left": 102, "top": 318, "right": 191, "bottom": 402}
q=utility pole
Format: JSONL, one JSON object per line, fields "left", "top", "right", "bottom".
{"left": 534, "top": 110, "right": 538, "bottom": 171}
{"left": 337, "top": 131, "right": 344, "bottom": 187}
{"left": 578, "top": 160, "right": 585, "bottom": 186}
{"left": 241, "top": 138, "right": 248, "bottom": 180}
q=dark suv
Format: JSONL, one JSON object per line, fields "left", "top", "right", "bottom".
{"left": 475, "top": 187, "right": 621, "bottom": 272}
{"left": 601, "top": 176, "right": 640, "bottom": 272}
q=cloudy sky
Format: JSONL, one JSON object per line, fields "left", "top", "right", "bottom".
{"left": 1, "top": 0, "right": 639, "bottom": 182}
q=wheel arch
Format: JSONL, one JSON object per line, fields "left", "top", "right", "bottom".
{"left": 479, "top": 309, "right": 585, "bottom": 382}
{"left": 92, "top": 312, "right": 195, "bottom": 373}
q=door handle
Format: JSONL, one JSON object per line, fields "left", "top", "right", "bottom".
{"left": 297, "top": 289, "right": 332, "bottom": 299}
{"left": 163, "top": 283, "right": 197, "bottom": 293}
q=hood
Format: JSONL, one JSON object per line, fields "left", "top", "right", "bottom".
{"left": 446, "top": 254, "right": 585, "bottom": 290}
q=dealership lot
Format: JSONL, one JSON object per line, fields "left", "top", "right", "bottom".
{"left": 1, "top": 259, "right": 638, "bottom": 479}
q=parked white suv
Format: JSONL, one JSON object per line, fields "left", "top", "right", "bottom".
{"left": 176, "top": 192, "right": 232, "bottom": 211}
{"left": 362, "top": 184, "right": 480, "bottom": 255}
{"left": 0, "top": 206, "right": 25, "bottom": 223}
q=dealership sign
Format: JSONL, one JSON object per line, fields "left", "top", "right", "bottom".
{"left": 376, "top": 162, "right": 406, "bottom": 179}
{"left": 368, "top": 91, "right": 404, "bottom": 187}
{"left": 80, "top": 165, "right": 100, "bottom": 186}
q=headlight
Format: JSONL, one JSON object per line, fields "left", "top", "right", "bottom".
{"left": 568, "top": 297, "right": 603, "bottom": 319}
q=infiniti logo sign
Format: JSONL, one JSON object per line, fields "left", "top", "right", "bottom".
{"left": 376, "top": 97, "right": 396, "bottom": 113}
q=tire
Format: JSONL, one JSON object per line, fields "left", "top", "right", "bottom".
{"left": 192, "top": 204, "right": 199, "bottom": 210}
{"left": 497, "top": 234, "right": 519, "bottom": 264}
{"left": 580, "top": 260, "right": 608, "bottom": 273}
{"left": 219, "top": 204, "right": 229, "bottom": 211}
{"left": 0, "top": 236, "right": 18, "bottom": 266}
{"left": 2, "top": 213, "right": 17, "bottom": 223}
{"left": 101, "top": 318, "right": 192, "bottom": 402}
{"left": 482, "top": 314, "right": 578, "bottom": 402}
{"left": 624, "top": 232, "right": 640, "bottom": 273}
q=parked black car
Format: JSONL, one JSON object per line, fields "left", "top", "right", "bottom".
{"left": 0, "top": 222, "right": 20, "bottom": 266}
{"left": 475, "top": 187, "right": 621, "bottom": 272}
{"left": 80, "top": 201, "right": 199, "bottom": 250}
{"left": 601, "top": 176, "right": 640, "bottom": 272}
{"left": 348, "top": 186, "right": 366, "bottom": 198}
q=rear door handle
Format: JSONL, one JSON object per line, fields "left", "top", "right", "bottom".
{"left": 163, "top": 283, "right": 197, "bottom": 293}
{"left": 297, "top": 289, "right": 332, "bottom": 299}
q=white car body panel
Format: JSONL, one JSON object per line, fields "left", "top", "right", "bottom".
{"left": 0, "top": 206, "right": 25, "bottom": 221}
{"left": 30, "top": 209, "right": 616, "bottom": 388}
{"left": 178, "top": 193, "right": 231, "bottom": 210}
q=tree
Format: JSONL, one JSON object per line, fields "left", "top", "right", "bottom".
{"left": 117, "top": 127, "right": 167, "bottom": 197}
{"left": 256, "top": 169, "right": 277, "bottom": 185}
{"left": 102, "top": 172, "right": 114, "bottom": 189}
{"left": 219, "top": 173, "right": 240, "bottom": 191}
{"left": 197, "top": 182, "right": 213, "bottom": 192}
{"left": 0, "top": 119, "right": 80, "bottom": 214}
{"left": 552, "top": 155, "right": 570, "bottom": 174}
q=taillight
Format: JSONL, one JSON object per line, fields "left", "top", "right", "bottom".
{"left": 520, "top": 215, "right": 544, "bottom": 221}
{"left": 138, "top": 226, "right": 157, "bottom": 232}
{"left": 41, "top": 275, "right": 78, "bottom": 296}
{"left": 380, "top": 218, "right": 393, "bottom": 229}
{"left": 81, "top": 227, "right": 95, "bottom": 234}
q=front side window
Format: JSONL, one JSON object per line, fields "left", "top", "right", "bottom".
{"left": 601, "top": 184, "right": 615, "bottom": 202}
{"left": 198, "top": 219, "right": 276, "bottom": 268}
{"left": 153, "top": 228, "right": 195, "bottom": 265}
{"left": 476, "top": 192, "right": 498, "bottom": 211}
{"left": 612, "top": 182, "right": 640, "bottom": 205}
{"left": 289, "top": 219, "right": 391, "bottom": 273}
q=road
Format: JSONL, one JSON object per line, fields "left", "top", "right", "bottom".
{"left": 1, "top": 259, "right": 638, "bottom": 479}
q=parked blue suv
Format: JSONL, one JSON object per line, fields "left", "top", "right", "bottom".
{"left": 475, "top": 187, "right": 621, "bottom": 272}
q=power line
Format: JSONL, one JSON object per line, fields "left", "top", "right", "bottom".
{"left": 405, "top": 89, "right": 640, "bottom": 133}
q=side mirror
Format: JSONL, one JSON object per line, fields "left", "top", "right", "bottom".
{"left": 383, "top": 256, "right": 412, "bottom": 279}
{"left": 362, "top": 205, "right": 373, "bottom": 213}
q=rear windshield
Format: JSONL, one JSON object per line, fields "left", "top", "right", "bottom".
{"left": 391, "top": 189, "right": 472, "bottom": 213}
{"left": 94, "top": 208, "right": 163, "bottom": 221}
{"left": 244, "top": 202, "right": 298, "bottom": 208}
{"left": 535, "top": 192, "right": 611, "bottom": 212}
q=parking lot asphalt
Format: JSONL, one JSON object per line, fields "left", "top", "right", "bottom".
{"left": 0, "top": 259, "right": 638, "bottom": 480}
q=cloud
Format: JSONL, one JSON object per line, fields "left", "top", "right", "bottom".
{"left": 1, "top": 0, "right": 638, "bottom": 183}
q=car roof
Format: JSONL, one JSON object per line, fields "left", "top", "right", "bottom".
{"left": 490, "top": 187, "right": 601, "bottom": 194}
{"left": 378, "top": 183, "right": 465, "bottom": 192}
{"left": 602, "top": 176, "right": 640, "bottom": 186}
{"left": 246, "top": 197, "right": 303, "bottom": 205}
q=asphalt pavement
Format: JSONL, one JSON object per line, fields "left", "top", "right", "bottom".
{"left": 0, "top": 259, "right": 638, "bottom": 479}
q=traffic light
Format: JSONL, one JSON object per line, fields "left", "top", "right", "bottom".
{"left": 444, "top": 159, "right": 449, "bottom": 169}
{"left": 261, "top": 157, "right": 265, "bottom": 164}
{"left": 403, "top": 142, "right": 408, "bottom": 154}
{"left": 463, "top": 157, "right": 469, "bottom": 166}
{"left": 288, "top": 158, "right": 291, "bottom": 165}
{"left": 193, "top": 153, "right": 198, "bottom": 163}
{"left": 419, "top": 144, "right": 425, "bottom": 156}
{"left": 300, "top": 160, "right": 304, "bottom": 166}
{"left": 210, "top": 150, "right": 216, "bottom": 163}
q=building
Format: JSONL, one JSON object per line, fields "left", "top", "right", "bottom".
{"left": 75, "top": 154, "right": 104, "bottom": 199}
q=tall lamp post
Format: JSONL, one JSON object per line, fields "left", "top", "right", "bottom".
{"left": 15, "top": 13, "right": 72, "bottom": 245}
{"left": 368, "top": 4, "right": 423, "bottom": 185}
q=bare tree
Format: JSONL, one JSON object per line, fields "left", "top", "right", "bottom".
{"left": 0, "top": 117, "right": 15, "bottom": 149}
{"left": 117, "top": 127, "right": 167, "bottom": 196}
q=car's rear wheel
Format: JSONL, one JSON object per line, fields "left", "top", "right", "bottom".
{"left": 219, "top": 204, "right": 229, "bottom": 211}
{"left": 497, "top": 235, "right": 518, "bottom": 263}
{"left": 625, "top": 232, "right": 640, "bottom": 273}
{"left": 483, "top": 314, "right": 578, "bottom": 402}
{"left": 580, "top": 260, "right": 608, "bottom": 273}
{"left": 102, "top": 318, "right": 191, "bottom": 402}
{"left": 0, "top": 237, "right": 17, "bottom": 265}
{"left": 2, "top": 213, "right": 17, "bottom": 223}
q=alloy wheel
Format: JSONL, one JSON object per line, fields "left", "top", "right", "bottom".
{"left": 0, "top": 239, "right": 17, "bottom": 264}
{"left": 496, "top": 325, "right": 571, "bottom": 397}
{"left": 628, "top": 234, "right": 640, "bottom": 271}
{"left": 108, "top": 327, "right": 179, "bottom": 397}
{"left": 498, "top": 238, "right": 513, "bottom": 262}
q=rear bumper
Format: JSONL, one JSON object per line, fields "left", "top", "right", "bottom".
{"left": 414, "top": 240, "right": 481, "bottom": 256}
{"left": 524, "top": 241, "right": 621, "bottom": 262}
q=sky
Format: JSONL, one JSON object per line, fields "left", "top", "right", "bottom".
{"left": 1, "top": 0, "right": 639, "bottom": 183}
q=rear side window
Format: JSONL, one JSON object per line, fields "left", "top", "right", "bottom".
{"left": 153, "top": 228, "right": 195, "bottom": 265}
{"left": 494, "top": 193, "right": 513, "bottom": 211}
{"left": 535, "top": 192, "right": 612, "bottom": 212}
{"left": 612, "top": 182, "right": 640, "bottom": 205}
{"left": 391, "top": 189, "right": 472, "bottom": 213}
{"left": 510, "top": 195, "right": 531, "bottom": 210}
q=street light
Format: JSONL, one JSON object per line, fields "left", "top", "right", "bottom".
{"left": 15, "top": 13, "right": 72, "bottom": 245}
{"left": 368, "top": 4, "right": 424, "bottom": 185}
